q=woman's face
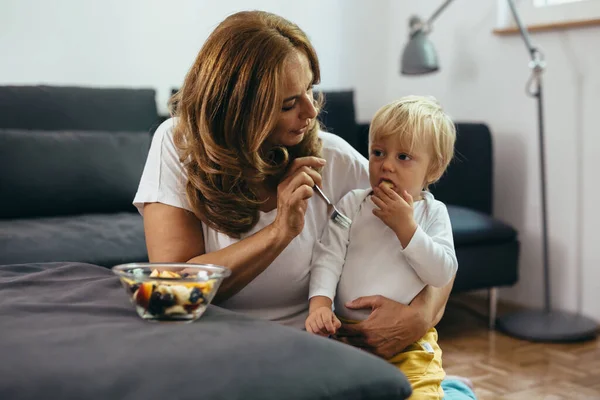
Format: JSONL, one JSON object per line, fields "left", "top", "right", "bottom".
{"left": 268, "top": 50, "right": 318, "bottom": 147}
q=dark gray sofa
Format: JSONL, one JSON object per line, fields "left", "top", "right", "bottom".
{"left": 0, "top": 85, "right": 519, "bottom": 329}
{"left": 0, "top": 85, "right": 157, "bottom": 267}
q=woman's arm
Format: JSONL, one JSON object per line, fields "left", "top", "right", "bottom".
{"left": 143, "top": 156, "right": 326, "bottom": 303}
{"left": 411, "top": 273, "right": 455, "bottom": 327}
{"left": 143, "top": 202, "right": 293, "bottom": 303}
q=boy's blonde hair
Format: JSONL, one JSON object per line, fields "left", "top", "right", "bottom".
{"left": 369, "top": 95, "right": 456, "bottom": 187}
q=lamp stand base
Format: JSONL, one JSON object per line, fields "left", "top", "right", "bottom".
{"left": 497, "top": 309, "right": 598, "bottom": 342}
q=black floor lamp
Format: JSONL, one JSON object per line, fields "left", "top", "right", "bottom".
{"left": 400, "top": 0, "right": 598, "bottom": 342}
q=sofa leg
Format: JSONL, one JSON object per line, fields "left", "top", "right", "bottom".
{"left": 489, "top": 287, "right": 498, "bottom": 330}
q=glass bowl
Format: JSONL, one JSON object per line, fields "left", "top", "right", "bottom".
{"left": 112, "top": 263, "right": 231, "bottom": 322}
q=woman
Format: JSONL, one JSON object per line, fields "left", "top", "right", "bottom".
{"left": 134, "top": 10, "right": 475, "bottom": 400}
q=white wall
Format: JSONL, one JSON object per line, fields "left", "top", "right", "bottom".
{"left": 2, "top": 0, "right": 599, "bottom": 321}
{"left": 0, "top": 0, "right": 388, "bottom": 115}
{"left": 386, "top": 0, "right": 600, "bottom": 321}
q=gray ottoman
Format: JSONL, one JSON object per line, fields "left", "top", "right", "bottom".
{"left": 0, "top": 262, "right": 411, "bottom": 399}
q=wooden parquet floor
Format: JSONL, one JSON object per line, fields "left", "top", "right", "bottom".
{"left": 438, "top": 295, "right": 600, "bottom": 400}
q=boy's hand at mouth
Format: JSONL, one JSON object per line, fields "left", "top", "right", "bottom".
{"left": 371, "top": 183, "right": 417, "bottom": 248}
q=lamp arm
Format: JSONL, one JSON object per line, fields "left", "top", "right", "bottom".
{"left": 424, "top": 0, "right": 540, "bottom": 64}
{"left": 504, "top": 0, "right": 547, "bottom": 96}
{"left": 505, "top": 0, "right": 538, "bottom": 60}
{"left": 425, "top": 0, "right": 457, "bottom": 27}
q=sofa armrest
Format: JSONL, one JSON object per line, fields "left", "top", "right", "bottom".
{"left": 357, "top": 122, "right": 370, "bottom": 159}
{"left": 318, "top": 91, "right": 359, "bottom": 150}
{"left": 430, "top": 123, "right": 493, "bottom": 215}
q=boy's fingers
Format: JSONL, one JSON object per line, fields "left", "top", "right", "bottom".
{"left": 377, "top": 183, "right": 399, "bottom": 200}
{"left": 373, "top": 187, "right": 388, "bottom": 202}
{"left": 305, "top": 321, "right": 314, "bottom": 333}
{"left": 371, "top": 195, "right": 386, "bottom": 208}
{"left": 402, "top": 190, "right": 414, "bottom": 205}
{"left": 323, "top": 314, "right": 335, "bottom": 333}
{"left": 372, "top": 208, "right": 384, "bottom": 220}
{"left": 313, "top": 321, "right": 323, "bottom": 335}
{"left": 316, "top": 317, "right": 326, "bottom": 332}
{"left": 333, "top": 316, "right": 342, "bottom": 329}
{"left": 308, "top": 319, "right": 320, "bottom": 334}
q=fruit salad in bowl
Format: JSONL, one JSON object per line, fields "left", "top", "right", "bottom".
{"left": 112, "top": 263, "right": 231, "bottom": 322}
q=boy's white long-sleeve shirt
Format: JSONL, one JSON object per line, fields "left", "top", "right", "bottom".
{"left": 309, "top": 188, "right": 458, "bottom": 321}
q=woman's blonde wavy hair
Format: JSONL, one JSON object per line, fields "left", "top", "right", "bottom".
{"left": 169, "top": 11, "right": 323, "bottom": 238}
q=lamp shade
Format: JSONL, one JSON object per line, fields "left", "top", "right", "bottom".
{"left": 400, "top": 30, "right": 439, "bottom": 75}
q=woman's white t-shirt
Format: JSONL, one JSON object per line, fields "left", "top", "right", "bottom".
{"left": 133, "top": 118, "right": 370, "bottom": 329}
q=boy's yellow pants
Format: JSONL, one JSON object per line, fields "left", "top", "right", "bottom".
{"left": 389, "top": 328, "right": 445, "bottom": 399}
{"left": 339, "top": 318, "right": 445, "bottom": 399}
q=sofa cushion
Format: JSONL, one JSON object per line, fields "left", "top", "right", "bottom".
{"left": 319, "top": 91, "right": 359, "bottom": 150}
{"left": 430, "top": 123, "right": 493, "bottom": 215}
{"left": 448, "top": 205, "right": 517, "bottom": 246}
{"left": 0, "top": 129, "right": 150, "bottom": 218}
{"left": 453, "top": 240, "right": 520, "bottom": 292}
{"left": 0, "top": 213, "right": 147, "bottom": 267}
{"left": 0, "top": 85, "right": 159, "bottom": 132}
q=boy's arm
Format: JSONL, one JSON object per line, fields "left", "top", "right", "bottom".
{"left": 400, "top": 203, "right": 458, "bottom": 287}
{"left": 308, "top": 191, "right": 359, "bottom": 301}
{"left": 309, "top": 295, "right": 333, "bottom": 313}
